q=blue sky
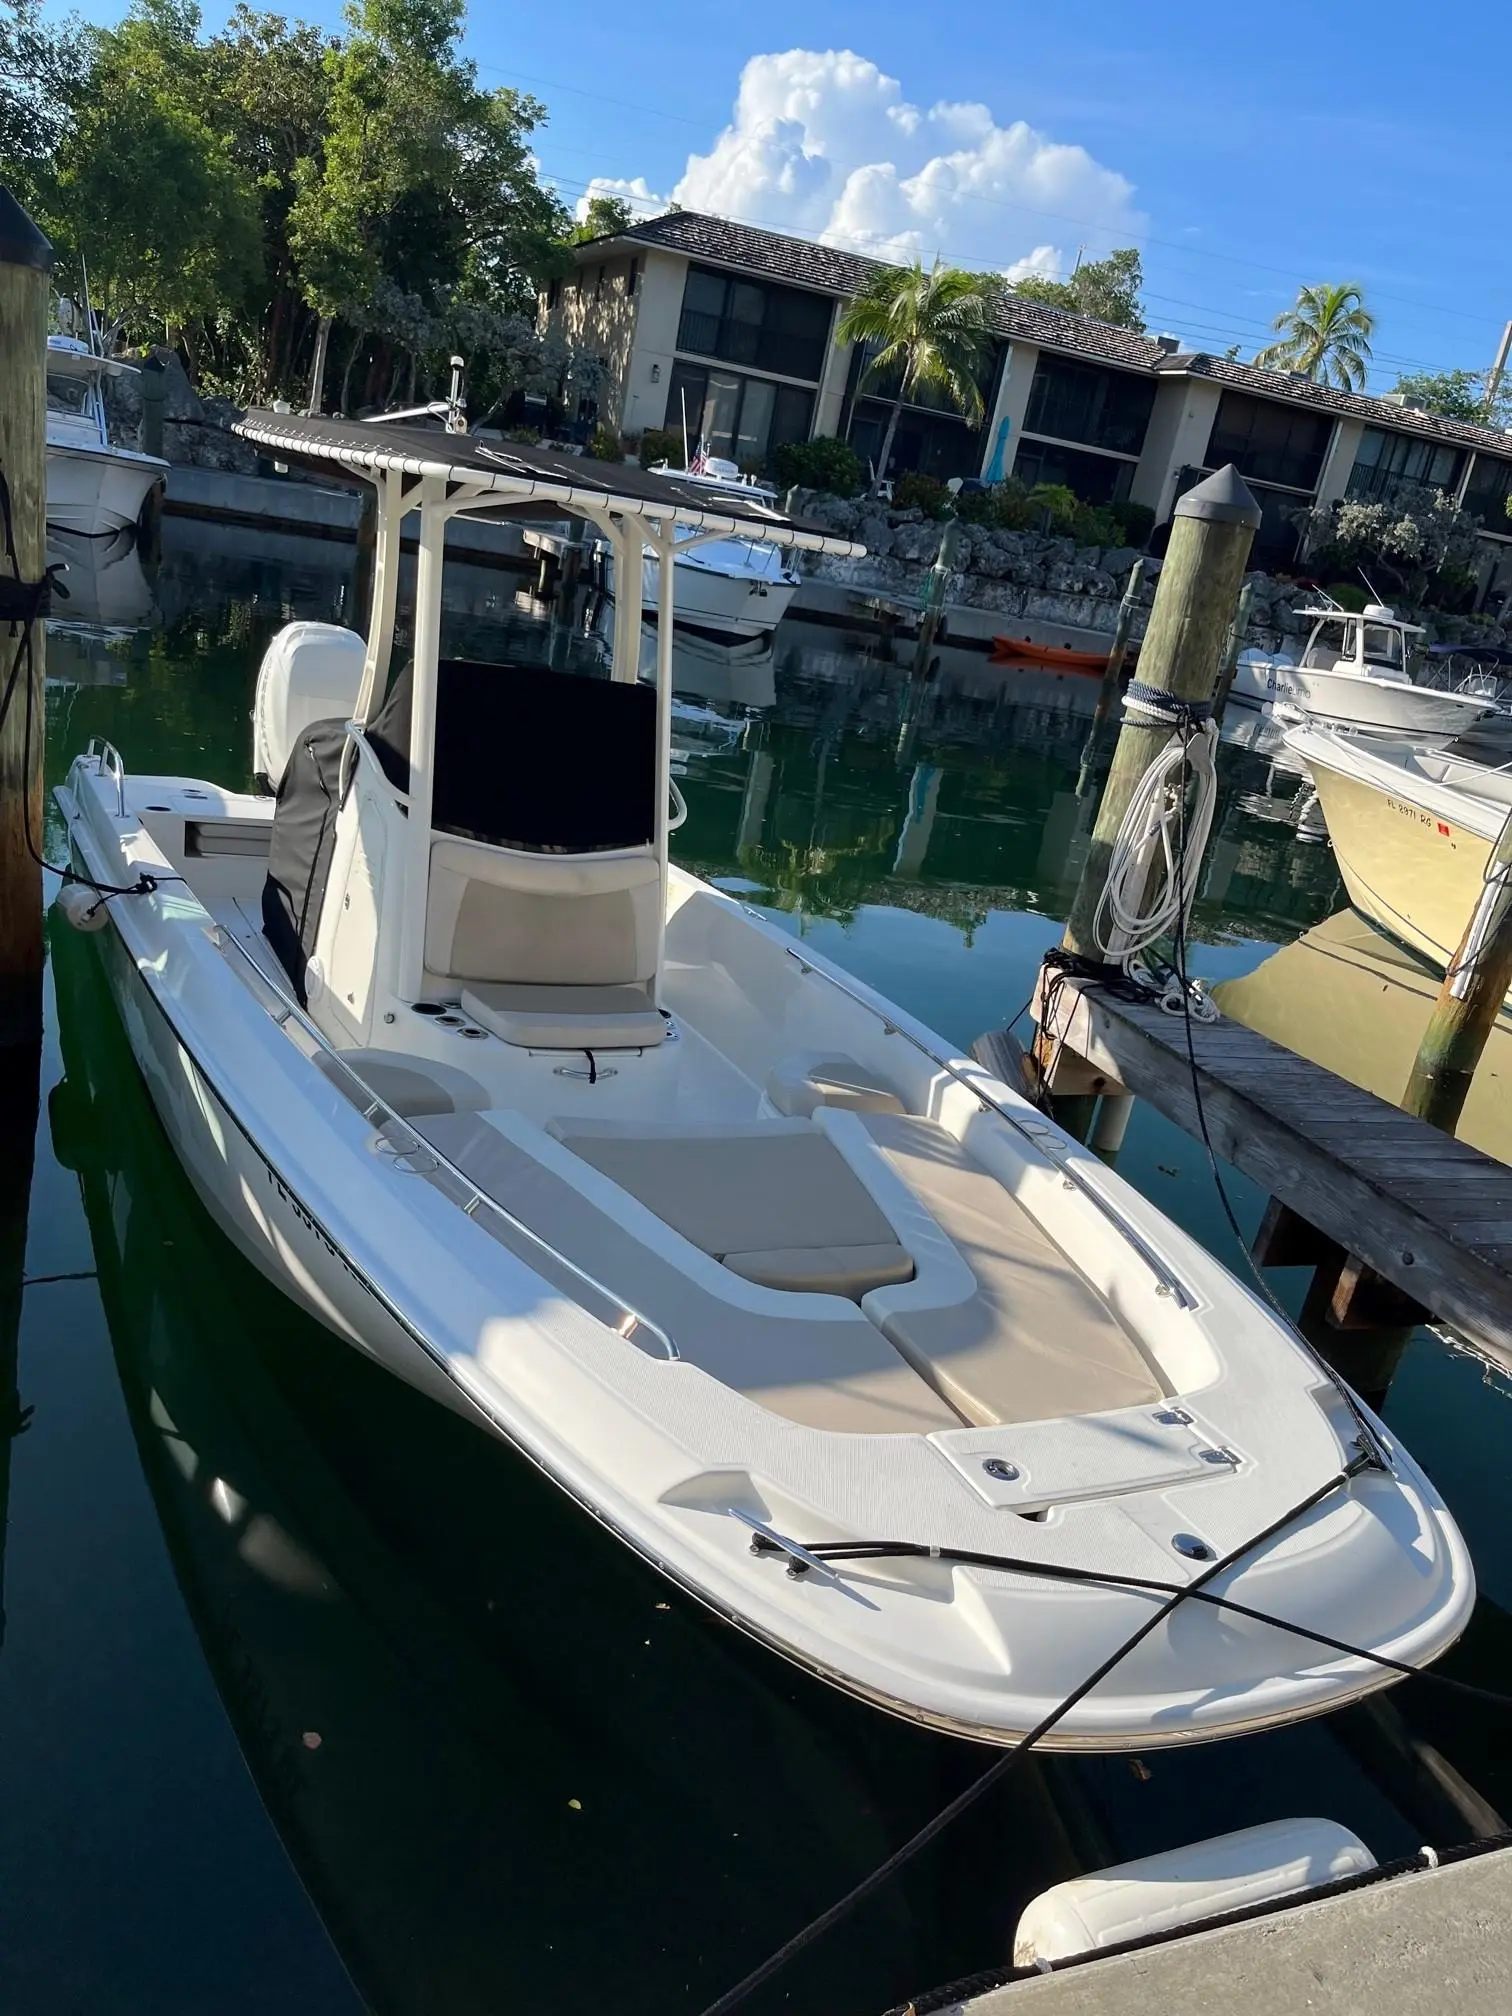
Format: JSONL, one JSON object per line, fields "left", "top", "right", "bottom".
{"left": 53, "top": 0, "right": 1512, "bottom": 386}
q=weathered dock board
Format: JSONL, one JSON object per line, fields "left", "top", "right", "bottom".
{"left": 977, "top": 973, "right": 1512, "bottom": 1367}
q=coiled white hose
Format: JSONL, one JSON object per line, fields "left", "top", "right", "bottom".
{"left": 1094, "top": 720, "right": 1220, "bottom": 968}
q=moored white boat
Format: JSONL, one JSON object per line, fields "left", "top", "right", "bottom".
{"left": 46, "top": 336, "right": 169, "bottom": 537}
{"left": 1285, "top": 723, "right": 1512, "bottom": 991}
{"left": 1229, "top": 602, "right": 1495, "bottom": 745}
{"left": 53, "top": 413, "right": 1473, "bottom": 1752}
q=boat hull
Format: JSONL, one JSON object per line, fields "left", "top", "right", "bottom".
{"left": 1290, "top": 736, "right": 1509, "bottom": 989}
{"left": 609, "top": 549, "right": 798, "bottom": 639}
{"left": 53, "top": 752, "right": 1477, "bottom": 1753}
{"left": 1229, "top": 660, "right": 1493, "bottom": 743}
{"left": 46, "top": 441, "right": 167, "bottom": 536}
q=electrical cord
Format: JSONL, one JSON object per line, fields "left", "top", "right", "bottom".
{"left": 0, "top": 466, "right": 156, "bottom": 908}
{"left": 695, "top": 1463, "right": 1368, "bottom": 2016}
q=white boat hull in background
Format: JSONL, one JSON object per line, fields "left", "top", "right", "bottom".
{"left": 1228, "top": 657, "right": 1494, "bottom": 745}
{"left": 46, "top": 441, "right": 167, "bottom": 537}
{"left": 607, "top": 543, "right": 798, "bottom": 639}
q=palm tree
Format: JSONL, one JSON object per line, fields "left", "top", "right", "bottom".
{"left": 837, "top": 261, "right": 993, "bottom": 488}
{"left": 1255, "top": 283, "right": 1375, "bottom": 392}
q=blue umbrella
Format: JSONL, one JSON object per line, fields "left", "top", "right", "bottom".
{"left": 983, "top": 415, "right": 1011, "bottom": 485}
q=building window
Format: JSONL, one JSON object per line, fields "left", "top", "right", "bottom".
{"left": 1348, "top": 426, "right": 1466, "bottom": 504}
{"left": 666, "top": 361, "right": 813, "bottom": 467}
{"left": 1022, "top": 357, "right": 1155, "bottom": 457}
{"left": 1013, "top": 438, "right": 1134, "bottom": 503}
{"left": 1462, "top": 453, "right": 1512, "bottom": 530}
{"left": 1206, "top": 392, "right": 1332, "bottom": 492}
{"left": 676, "top": 264, "right": 831, "bottom": 382}
{"left": 627, "top": 258, "right": 641, "bottom": 297}
{"left": 593, "top": 265, "right": 605, "bottom": 302}
{"left": 546, "top": 278, "right": 562, "bottom": 311}
{"left": 1170, "top": 462, "right": 1305, "bottom": 568}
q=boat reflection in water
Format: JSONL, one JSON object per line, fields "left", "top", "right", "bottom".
{"left": 1213, "top": 908, "right": 1512, "bottom": 1165}
{"left": 48, "top": 918, "right": 1085, "bottom": 2016}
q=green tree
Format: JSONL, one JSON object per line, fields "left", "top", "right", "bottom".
{"left": 1390, "top": 367, "right": 1512, "bottom": 429}
{"left": 571, "top": 193, "right": 634, "bottom": 243}
{"left": 1009, "top": 247, "right": 1145, "bottom": 332}
{"left": 0, "top": 0, "right": 88, "bottom": 212}
{"left": 1255, "top": 282, "right": 1375, "bottom": 391}
{"left": 44, "top": 1, "right": 263, "bottom": 341}
{"left": 837, "top": 260, "right": 993, "bottom": 489}
{"left": 288, "top": 0, "right": 567, "bottom": 409}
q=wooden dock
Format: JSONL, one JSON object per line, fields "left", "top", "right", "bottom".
{"left": 975, "top": 972, "right": 1512, "bottom": 1372}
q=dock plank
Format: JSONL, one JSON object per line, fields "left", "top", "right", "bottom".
{"left": 1009, "top": 974, "right": 1512, "bottom": 1364}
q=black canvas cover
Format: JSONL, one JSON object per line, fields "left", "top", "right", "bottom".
{"left": 261, "top": 716, "right": 347, "bottom": 1005}
{"left": 432, "top": 660, "right": 656, "bottom": 851}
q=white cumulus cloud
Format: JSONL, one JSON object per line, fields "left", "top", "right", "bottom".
{"left": 573, "top": 175, "right": 667, "bottom": 223}
{"left": 668, "top": 49, "right": 1143, "bottom": 276}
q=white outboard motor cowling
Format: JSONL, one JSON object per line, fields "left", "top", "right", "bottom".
{"left": 252, "top": 621, "right": 367, "bottom": 789}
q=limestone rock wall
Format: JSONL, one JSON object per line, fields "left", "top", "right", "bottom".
{"left": 792, "top": 492, "right": 1512, "bottom": 653}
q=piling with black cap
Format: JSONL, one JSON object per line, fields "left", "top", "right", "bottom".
{"left": 1060, "top": 465, "right": 1261, "bottom": 960}
{"left": 0, "top": 188, "right": 54, "bottom": 1043}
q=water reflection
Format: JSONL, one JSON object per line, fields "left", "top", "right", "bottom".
{"left": 49, "top": 918, "right": 1092, "bottom": 2015}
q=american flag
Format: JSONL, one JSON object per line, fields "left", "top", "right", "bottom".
{"left": 687, "top": 440, "right": 710, "bottom": 475}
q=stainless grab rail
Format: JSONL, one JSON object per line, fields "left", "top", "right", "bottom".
{"left": 782, "top": 942, "right": 1198, "bottom": 1310}
{"left": 87, "top": 737, "right": 127, "bottom": 817}
{"left": 215, "top": 925, "right": 680, "bottom": 1361}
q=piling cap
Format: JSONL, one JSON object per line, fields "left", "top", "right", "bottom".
{"left": 0, "top": 188, "right": 54, "bottom": 273}
{"left": 1175, "top": 463, "right": 1262, "bottom": 529}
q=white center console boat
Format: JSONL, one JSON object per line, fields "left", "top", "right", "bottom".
{"left": 54, "top": 415, "right": 1473, "bottom": 1751}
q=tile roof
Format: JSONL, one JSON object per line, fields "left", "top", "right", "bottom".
{"left": 581, "top": 211, "right": 1512, "bottom": 461}
{"left": 609, "top": 210, "right": 1167, "bottom": 370}
{"left": 1162, "top": 353, "right": 1512, "bottom": 456}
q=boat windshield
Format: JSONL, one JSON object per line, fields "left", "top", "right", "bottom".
{"left": 1301, "top": 618, "right": 1351, "bottom": 668}
{"left": 46, "top": 373, "right": 94, "bottom": 415}
{"left": 1362, "top": 624, "right": 1406, "bottom": 671}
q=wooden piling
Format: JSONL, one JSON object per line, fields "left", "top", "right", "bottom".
{"left": 1401, "top": 818, "right": 1512, "bottom": 1138}
{"left": 911, "top": 521, "right": 959, "bottom": 678}
{"left": 1089, "top": 558, "right": 1145, "bottom": 730}
{"left": 1211, "top": 575, "right": 1256, "bottom": 726}
{"left": 0, "top": 190, "right": 53, "bottom": 1047}
{"left": 1060, "top": 467, "right": 1261, "bottom": 963}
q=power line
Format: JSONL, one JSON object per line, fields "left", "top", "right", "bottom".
{"left": 538, "top": 169, "right": 1483, "bottom": 379}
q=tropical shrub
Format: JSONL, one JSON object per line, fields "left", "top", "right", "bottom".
{"left": 772, "top": 435, "right": 866, "bottom": 498}
{"left": 588, "top": 422, "right": 623, "bottom": 462}
{"left": 1107, "top": 499, "right": 1155, "bottom": 547}
{"left": 638, "top": 427, "right": 682, "bottom": 468}
{"left": 891, "top": 470, "right": 952, "bottom": 518}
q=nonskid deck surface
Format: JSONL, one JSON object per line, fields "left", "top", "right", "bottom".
{"left": 205, "top": 890, "right": 1161, "bottom": 1439}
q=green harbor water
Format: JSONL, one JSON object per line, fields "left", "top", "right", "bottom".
{"left": 4, "top": 522, "right": 1509, "bottom": 2016}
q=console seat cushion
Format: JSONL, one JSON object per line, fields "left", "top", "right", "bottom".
{"left": 766, "top": 1051, "right": 907, "bottom": 1120}
{"left": 416, "top": 1110, "right": 959, "bottom": 1435}
{"left": 858, "top": 1114, "right": 1164, "bottom": 1426}
{"left": 546, "top": 1117, "right": 914, "bottom": 1301}
{"left": 314, "top": 1046, "right": 489, "bottom": 1119}
{"left": 461, "top": 982, "right": 666, "bottom": 1050}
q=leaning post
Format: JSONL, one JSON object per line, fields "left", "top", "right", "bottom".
{"left": 1059, "top": 467, "right": 1261, "bottom": 962}
{"left": 0, "top": 190, "right": 53, "bottom": 1048}
{"left": 1401, "top": 818, "right": 1512, "bottom": 1135}
{"left": 1089, "top": 557, "right": 1145, "bottom": 731}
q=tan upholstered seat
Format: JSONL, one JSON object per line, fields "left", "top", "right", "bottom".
{"left": 461, "top": 983, "right": 666, "bottom": 1050}
{"left": 546, "top": 1118, "right": 915, "bottom": 1300}
{"left": 426, "top": 833, "right": 667, "bottom": 1047}
{"left": 856, "top": 1115, "right": 1164, "bottom": 1426}
{"left": 417, "top": 1110, "right": 959, "bottom": 1434}
{"left": 766, "top": 1051, "right": 907, "bottom": 1120}
{"left": 313, "top": 1046, "right": 489, "bottom": 1119}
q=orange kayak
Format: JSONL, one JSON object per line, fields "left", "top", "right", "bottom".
{"left": 990, "top": 637, "right": 1109, "bottom": 672}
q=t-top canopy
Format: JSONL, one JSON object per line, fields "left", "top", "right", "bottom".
{"left": 232, "top": 410, "right": 866, "bottom": 557}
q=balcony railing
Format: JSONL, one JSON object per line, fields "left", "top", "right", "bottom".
{"left": 675, "top": 308, "right": 826, "bottom": 383}
{"left": 1347, "top": 462, "right": 1463, "bottom": 506}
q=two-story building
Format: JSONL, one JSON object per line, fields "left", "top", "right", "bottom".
{"left": 542, "top": 210, "right": 1512, "bottom": 598}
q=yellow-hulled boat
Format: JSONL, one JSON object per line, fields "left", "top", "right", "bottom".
{"left": 1285, "top": 725, "right": 1512, "bottom": 988}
